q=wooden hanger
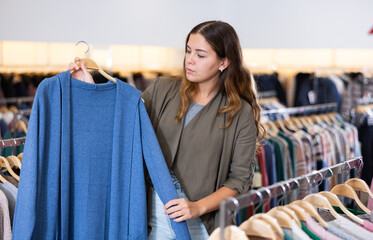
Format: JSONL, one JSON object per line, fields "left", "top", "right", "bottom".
{"left": 75, "top": 41, "right": 116, "bottom": 83}
{"left": 16, "top": 120, "right": 27, "bottom": 134}
{"left": 345, "top": 178, "right": 373, "bottom": 200}
{"left": 309, "top": 114, "right": 323, "bottom": 125}
{"left": 0, "top": 107, "right": 9, "bottom": 114}
{"left": 286, "top": 204, "right": 308, "bottom": 221}
{"left": 76, "top": 58, "right": 116, "bottom": 83}
{"left": 330, "top": 184, "right": 371, "bottom": 214}
{"left": 249, "top": 213, "right": 284, "bottom": 240}
{"left": 263, "top": 121, "right": 280, "bottom": 137}
{"left": 289, "top": 117, "right": 304, "bottom": 129}
{"left": 274, "top": 120, "right": 293, "bottom": 135}
{"left": 276, "top": 206, "right": 301, "bottom": 227}
{"left": 319, "top": 114, "right": 333, "bottom": 126}
{"left": 0, "top": 156, "right": 19, "bottom": 181}
{"left": 8, "top": 106, "right": 18, "bottom": 112}
{"left": 0, "top": 173, "right": 7, "bottom": 183}
{"left": 7, "top": 156, "right": 21, "bottom": 170}
{"left": 291, "top": 200, "right": 328, "bottom": 228}
{"left": 208, "top": 225, "right": 248, "bottom": 240}
{"left": 17, "top": 153, "right": 23, "bottom": 162}
{"left": 326, "top": 113, "right": 343, "bottom": 127}
{"left": 239, "top": 219, "right": 278, "bottom": 240}
{"left": 283, "top": 118, "right": 299, "bottom": 132}
{"left": 267, "top": 208, "right": 293, "bottom": 229}
{"left": 318, "top": 191, "right": 364, "bottom": 225}
{"left": 355, "top": 104, "right": 373, "bottom": 113}
{"left": 303, "top": 194, "right": 341, "bottom": 220}
{"left": 303, "top": 116, "right": 316, "bottom": 128}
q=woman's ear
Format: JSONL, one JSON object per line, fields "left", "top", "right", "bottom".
{"left": 219, "top": 58, "right": 230, "bottom": 71}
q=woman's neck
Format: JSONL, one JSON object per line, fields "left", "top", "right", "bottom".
{"left": 193, "top": 80, "right": 219, "bottom": 106}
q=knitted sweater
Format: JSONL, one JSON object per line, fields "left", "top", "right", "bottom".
{"left": 12, "top": 71, "right": 190, "bottom": 240}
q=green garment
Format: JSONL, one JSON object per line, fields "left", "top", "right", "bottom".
{"left": 1, "top": 131, "right": 26, "bottom": 157}
{"left": 269, "top": 138, "right": 285, "bottom": 182}
{"left": 301, "top": 221, "right": 320, "bottom": 240}
{"left": 278, "top": 131, "right": 296, "bottom": 178}
{"left": 333, "top": 206, "right": 366, "bottom": 215}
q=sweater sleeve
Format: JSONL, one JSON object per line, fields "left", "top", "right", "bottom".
{"left": 13, "top": 80, "right": 45, "bottom": 239}
{"left": 139, "top": 101, "right": 191, "bottom": 240}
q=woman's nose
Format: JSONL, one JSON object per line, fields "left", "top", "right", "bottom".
{"left": 186, "top": 54, "right": 195, "bottom": 65}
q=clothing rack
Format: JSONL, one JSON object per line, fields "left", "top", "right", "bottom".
{"left": 218, "top": 156, "right": 363, "bottom": 240}
{"left": 0, "top": 96, "right": 34, "bottom": 105}
{"left": 14, "top": 109, "right": 31, "bottom": 117}
{"left": 261, "top": 102, "right": 337, "bottom": 116}
{"left": 258, "top": 90, "right": 277, "bottom": 99}
{"left": 0, "top": 137, "right": 26, "bottom": 148}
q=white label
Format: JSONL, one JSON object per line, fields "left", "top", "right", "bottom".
{"left": 308, "top": 90, "right": 316, "bottom": 104}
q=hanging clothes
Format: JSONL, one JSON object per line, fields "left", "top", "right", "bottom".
{"left": 12, "top": 71, "right": 191, "bottom": 240}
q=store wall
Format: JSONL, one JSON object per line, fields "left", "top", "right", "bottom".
{"left": 1, "top": 0, "right": 372, "bottom": 49}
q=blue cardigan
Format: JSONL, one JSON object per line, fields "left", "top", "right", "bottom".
{"left": 13, "top": 71, "right": 191, "bottom": 240}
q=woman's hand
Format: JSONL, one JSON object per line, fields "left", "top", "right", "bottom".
{"left": 164, "top": 198, "right": 205, "bottom": 222}
{"left": 68, "top": 57, "right": 94, "bottom": 84}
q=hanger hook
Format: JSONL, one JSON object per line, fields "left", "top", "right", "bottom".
{"left": 226, "top": 197, "right": 239, "bottom": 218}
{"left": 286, "top": 181, "right": 295, "bottom": 203}
{"left": 357, "top": 157, "right": 364, "bottom": 178}
{"left": 254, "top": 190, "right": 264, "bottom": 214}
{"left": 263, "top": 188, "right": 272, "bottom": 211}
{"left": 343, "top": 161, "right": 352, "bottom": 182}
{"left": 302, "top": 175, "right": 311, "bottom": 195}
{"left": 293, "top": 178, "right": 300, "bottom": 200}
{"left": 76, "top": 40, "right": 90, "bottom": 56}
{"left": 277, "top": 183, "right": 286, "bottom": 206}
{"left": 312, "top": 172, "right": 324, "bottom": 192}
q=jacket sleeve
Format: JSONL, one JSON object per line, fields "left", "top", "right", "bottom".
{"left": 222, "top": 104, "right": 256, "bottom": 195}
{"left": 139, "top": 100, "right": 191, "bottom": 240}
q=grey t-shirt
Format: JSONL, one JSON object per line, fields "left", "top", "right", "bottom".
{"left": 183, "top": 102, "right": 204, "bottom": 128}
{"left": 0, "top": 182, "right": 17, "bottom": 227}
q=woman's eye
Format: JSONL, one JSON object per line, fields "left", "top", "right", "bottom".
{"left": 186, "top": 50, "right": 191, "bottom": 54}
{"left": 198, "top": 55, "right": 206, "bottom": 58}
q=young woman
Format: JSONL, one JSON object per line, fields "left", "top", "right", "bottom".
{"left": 69, "top": 20, "right": 265, "bottom": 239}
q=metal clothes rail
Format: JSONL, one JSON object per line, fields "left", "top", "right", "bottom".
{"left": 218, "top": 156, "right": 363, "bottom": 240}
{"left": 0, "top": 137, "right": 26, "bottom": 148}
{"left": 0, "top": 96, "right": 34, "bottom": 104}
{"left": 261, "top": 102, "right": 337, "bottom": 116}
{"left": 258, "top": 90, "right": 277, "bottom": 99}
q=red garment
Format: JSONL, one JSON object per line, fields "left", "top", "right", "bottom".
{"left": 256, "top": 147, "right": 269, "bottom": 212}
{"left": 256, "top": 147, "right": 268, "bottom": 187}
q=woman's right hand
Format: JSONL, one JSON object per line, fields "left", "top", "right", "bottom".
{"left": 68, "top": 57, "right": 95, "bottom": 84}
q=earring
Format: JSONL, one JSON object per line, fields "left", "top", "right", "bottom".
{"left": 219, "top": 68, "right": 223, "bottom": 72}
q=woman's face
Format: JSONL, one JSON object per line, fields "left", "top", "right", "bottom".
{"left": 185, "top": 33, "right": 224, "bottom": 85}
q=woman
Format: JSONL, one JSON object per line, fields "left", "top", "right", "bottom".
{"left": 69, "top": 20, "right": 265, "bottom": 239}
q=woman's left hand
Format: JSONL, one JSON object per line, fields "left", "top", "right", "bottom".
{"left": 164, "top": 198, "right": 205, "bottom": 222}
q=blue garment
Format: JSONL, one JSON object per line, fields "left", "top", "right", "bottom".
{"left": 13, "top": 71, "right": 191, "bottom": 240}
{"left": 148, "top": 175, "right": 209, "bottom": 240}
{"left": 294, "top": 76, "right": 341, "bottom": 110}
{"left": 262, "top": 140, "right": 277, "bottom": 207}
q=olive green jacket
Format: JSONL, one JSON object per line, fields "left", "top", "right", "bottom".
{"left": 141, "top": 78, "right": 256, "bottom": 234}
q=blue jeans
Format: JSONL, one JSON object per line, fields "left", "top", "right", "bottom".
{"left": 148, "top": 175, "right": 209, "bottom": 240}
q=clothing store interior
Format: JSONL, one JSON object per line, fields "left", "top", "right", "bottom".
{"left": 1, "top": 1, "right": 373, "bottom": 239}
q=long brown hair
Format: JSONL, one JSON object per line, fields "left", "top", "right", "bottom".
{"left": 175, "top": 21, "right": 266, "bottom": 145}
